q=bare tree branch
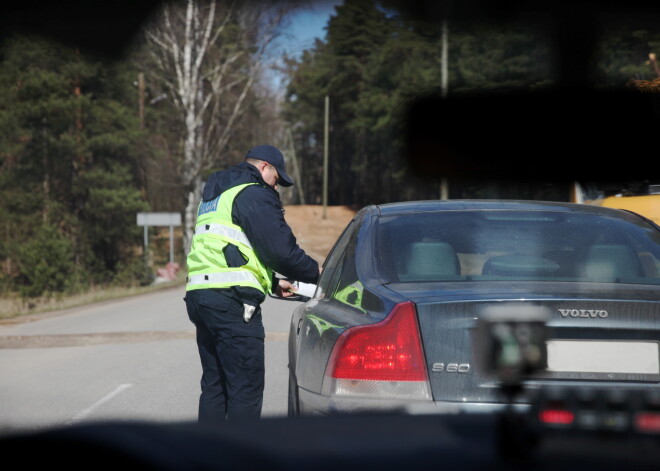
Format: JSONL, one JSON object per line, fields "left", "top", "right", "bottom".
{"left": 143, "top": 0, "right": 298, "bottom": 251}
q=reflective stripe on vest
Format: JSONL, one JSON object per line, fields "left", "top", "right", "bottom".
{"left": 194, "top": 223, "right": 252, "bottom": 249}
{"left": 187, "top": 271, "right": 260, "bottom": 287}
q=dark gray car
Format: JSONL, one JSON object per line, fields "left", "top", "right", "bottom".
{"left": 287, "top": 200, "right": 660, "bottom": 416}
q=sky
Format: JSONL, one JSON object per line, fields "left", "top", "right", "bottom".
{"left": 266, "top": 1, "right": 343, "bottom": 92}
{"left": 281, "top": 1, "right": 342, "bottom": 58}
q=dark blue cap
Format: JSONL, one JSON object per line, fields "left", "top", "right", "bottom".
{"left": 245, "top": 145, "right": 293, "bottom": 187}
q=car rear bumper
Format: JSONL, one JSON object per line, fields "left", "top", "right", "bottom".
{"left": 298, "top": 386, "right": 531, "bottom": 416}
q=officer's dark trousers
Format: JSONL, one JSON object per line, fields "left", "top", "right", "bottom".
{"left": 184, "top": 289, "right": 265, "bottom": 422}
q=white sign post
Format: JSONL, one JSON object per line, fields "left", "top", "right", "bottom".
{"left": 137, "top": 212, "right": 182, "bottom": 264}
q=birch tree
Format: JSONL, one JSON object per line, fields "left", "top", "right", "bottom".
{"left": 145, "top": 0, "right": 294, "bottom": 251}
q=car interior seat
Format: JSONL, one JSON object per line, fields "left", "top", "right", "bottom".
{"left": 583, "top": 244, "right": 642, "bottom": 282}
{"left": 399, "top": 241, "right": 460, "bottom": 281}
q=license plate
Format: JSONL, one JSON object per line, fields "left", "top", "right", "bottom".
{"left": 546, "top": 340, "right": 660, "bottom": 374}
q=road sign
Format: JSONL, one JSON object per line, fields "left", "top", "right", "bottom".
{"left": 137, "top": 212, "right": 181, "bottom": 227}
{"left": 137, "top": 212, "right": 182, "bottom": 264}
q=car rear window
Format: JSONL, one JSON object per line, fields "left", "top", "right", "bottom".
{"left": 377, "top": 210, "right": 660, "bottom": 285}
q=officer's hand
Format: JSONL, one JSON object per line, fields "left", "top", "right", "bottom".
{"left": 276, "top": 279, "right": 295, "bottom": 298}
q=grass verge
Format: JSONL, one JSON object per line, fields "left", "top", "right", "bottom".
{"left": 0, "top": 274, "right": 186, "bottom": 320}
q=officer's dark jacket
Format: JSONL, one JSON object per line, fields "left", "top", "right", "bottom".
{"left": 200, "top": 161, "right": 320, "bottom": 304}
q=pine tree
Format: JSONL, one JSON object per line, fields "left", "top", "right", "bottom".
{"left": 0, "top": 35, "right": 149, "bottom": 295}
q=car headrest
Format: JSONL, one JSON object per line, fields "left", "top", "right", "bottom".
{"left": 584, "top": 244, "right": 641, "bottom": 281}
{"left": 400, "top": 241, "right": 459, "bottom": 281}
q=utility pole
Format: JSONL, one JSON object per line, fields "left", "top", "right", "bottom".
{"left": 138, "top": 72, "right": 145, "bottom": 130}
{"left": 441, "top": 178, "right": 449, "bottom": 200}
{"left": 287, "top": 128, "right": 305, "bottom": 204}
{"left": 323, "top": 95, "right": 329, "bottom": 219}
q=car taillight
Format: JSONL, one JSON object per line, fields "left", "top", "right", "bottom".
{"left": 322, "top": 302, "right": 431, "bottom": 400}
{"left": 539, "top": 409, "right": 575, "bottom": 425}
{"left": 635, "top": 412, "right": 660, "bottom": 434}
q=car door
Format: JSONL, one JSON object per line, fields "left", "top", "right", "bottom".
{"left": 290, "top": 211, "right": 374, "bottom": 392}
{"left": 289, "top": 216, "right": 359, "bottom": 392}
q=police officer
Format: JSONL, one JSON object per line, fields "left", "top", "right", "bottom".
{"left": 184, "top": 145, "right": 320, "bottom": 422}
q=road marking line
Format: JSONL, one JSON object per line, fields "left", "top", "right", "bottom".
{"left": 67, "top": 383, "right": 133, "bottom": 424}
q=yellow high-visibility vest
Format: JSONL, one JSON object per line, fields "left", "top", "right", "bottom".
{"left": 186, "top": 183, "right": 272, "bottom": 296}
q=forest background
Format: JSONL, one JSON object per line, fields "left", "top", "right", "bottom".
{"left": 1, "top": 0, "right": 658, "bottom": 302}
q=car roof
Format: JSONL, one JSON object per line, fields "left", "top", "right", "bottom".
{"left": 370, "top": 199, "right": 646, "bottom": 221}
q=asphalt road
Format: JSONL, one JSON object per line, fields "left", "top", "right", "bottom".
{"left": 0, "top": 286, "right": 300, "bottom": 436}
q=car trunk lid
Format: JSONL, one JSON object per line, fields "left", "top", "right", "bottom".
{"left": 413, "top": 293, "right": 660, "bottom": 404}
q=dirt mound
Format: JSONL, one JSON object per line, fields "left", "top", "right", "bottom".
{"left": 283, "top": 205, "right": 357, "bottom": 264}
